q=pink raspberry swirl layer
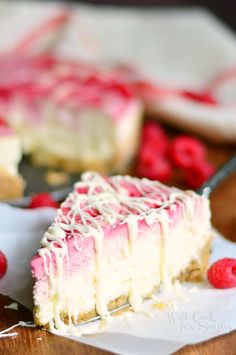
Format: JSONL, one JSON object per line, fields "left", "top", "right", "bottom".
{"left": 0, "top": 56, "right": 135, "bottom": 121}
{"left": 31, "top": 172, "right": 203, "bottom": 279}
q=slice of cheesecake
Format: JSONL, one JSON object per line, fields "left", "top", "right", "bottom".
{"left": 31, "top": 172, "right": 212, "bottom": 331}
{"left": 0, "top": 118, "right": 24, "bottom": 200}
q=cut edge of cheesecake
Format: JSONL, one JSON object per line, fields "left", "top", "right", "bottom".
{"left": 33, "top": 239, "right": 212, "bottom": 329}
{"left": 29, "top": 98, "right": 143, "bottom": 174}
{"left": 0, "top": 120, "right": 24, "bottom": 200}
{"left": 0, "top": 168, "right": 25, "bottom": 201}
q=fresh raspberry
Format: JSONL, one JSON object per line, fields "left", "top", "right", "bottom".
{"left": 184, "top": 160, "right": 215, "bottom": 189}
{"left": 207, "top": 258, "right": 236, "bottom": 289}
{"left": 138, "top": 143, "right": 157, "bottom": 166}
{"left": 181, "top": 90, "right": 218, "bottom": 105}
{"left": 29, "top": 193, "right": 59, "bottom": 209}
{"left": 137, "top": 156, "right": 172, "bottom": 183}
{"left": 137, "top": 122, "right": 171, "bottom": 182}
{"left": 142, "top": 122, "right": 169, "bottom": 154}
{"left": 169, "top": 135, "right": 206, "bottom": 169}
{"left": 0, "top": 250, "right": 7, "bottom": 279}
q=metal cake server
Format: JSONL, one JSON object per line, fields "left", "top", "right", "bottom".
{"left": 197, "top": 154, "right": 236, "bottom": 197}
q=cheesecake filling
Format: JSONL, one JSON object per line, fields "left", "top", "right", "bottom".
{"left": 0, "top": 119, "right": 24, "bottom": 200}
{"left": 31, "top": 172, "right": 212, "bottom": 332}
{"left": 0, "top": 135, "right": 22, "bottom": 176}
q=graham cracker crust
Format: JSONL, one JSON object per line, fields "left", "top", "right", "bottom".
{"left": 178, "top": 237, "right": 212, "bottom": 283}
{"left": 0, "top": 168, "right": 25, "bottom": 200}
{"left": 33, "top": 295, "right": 131, "bottom": 328}
{"left": 34, "top": 237, "right": 212, "bottom": 329}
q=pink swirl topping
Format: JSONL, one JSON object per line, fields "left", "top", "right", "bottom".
{"left": 49, "top": 172, "right": 191, "bottom": 245}
{"left": 31, "top": 173, "right": 202, "bottom": 279}
{"left": 0, "top": 56, "right": 135, "bottom": 120}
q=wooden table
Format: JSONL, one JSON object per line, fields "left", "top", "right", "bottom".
{"left": 0, "top": 142, "right": 235, "bottom": 355}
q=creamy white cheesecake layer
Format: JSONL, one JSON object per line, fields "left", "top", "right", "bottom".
{"left": 33, "top": 225, "right": 162, "bottom": 328}
{"left": 113, "top": 100, "right": 143, "bottom": 171}
{"left": 162, "top": 197, "right": 211, "bottom": 288}
{"left": 0, "top": 135, "right": 22, "bottom": 176}
{"left": 9, "top": 99, "right": 142, "bottom": 172}
{"left": 32, "top": 109, "right": 116, "bottom": 167}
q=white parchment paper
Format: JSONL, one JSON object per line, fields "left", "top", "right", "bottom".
{"left": 0, "top": 203, "right": 235, "bottom": 355}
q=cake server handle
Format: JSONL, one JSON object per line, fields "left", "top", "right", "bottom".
{"left": 197, "top": 154, "right": 236, "bottom": 197}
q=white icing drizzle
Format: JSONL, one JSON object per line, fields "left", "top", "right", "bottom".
{"left": 92, "top": 227, "right": 110, "bottom": 318}
{"left": 159, "top": 209, "right": 173, "bottom": 292}
{"left": 0, "top": 321, "right": 35, "bottom": 339}
{"left": 127, "top": 215, "right": 143, "bottom": 312}
{"left": 0, "top": 324, "right": 18, "bottom": 339}
{"left": 36, "top": 171, "right": 200, "bottom": 331}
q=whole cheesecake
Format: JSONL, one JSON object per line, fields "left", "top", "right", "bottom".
{"left": 0, "top": 56, "right": 142, "bottom": 175}
{"left": 31, "top": 172, "right": 212, "bottom": 332}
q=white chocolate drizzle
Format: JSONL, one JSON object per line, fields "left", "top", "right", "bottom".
{"left": 127, "top": 215, "right": 143, "bottom": 312}
{"left": 36, "top": 172, "right": 200, "bottom": 331}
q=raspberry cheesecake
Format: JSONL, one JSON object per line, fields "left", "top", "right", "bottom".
{"left": 31, "top": 172, "right": 212, "bottom": 331}
{"left": 0, "top": 56, "right": 142, "bottom": 174}
{"left": 0, "top": 118, "right": 24, "bottom": 200}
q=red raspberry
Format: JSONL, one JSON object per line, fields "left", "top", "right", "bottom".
{"left": 138, "top": 143, "right": 157, "bottom": 166}
{"left": 137, "top": 156, "right": 172, "bottom": 183}
{"left": 181, "top": 90, "right": 218, "bottom": 105}
{"left": 29, "top": 193, "right": 59, "bottom": 209}
{"left": 0, "top": 250, "right": 7, "bottom": 279}
{"left": 169, "top": 135, "right": 206, "bottom": 169}
{"left": 142, "top": 122, "right": 169, "bottom": 155}
{"left": 184, "top": 160, "right": 215, "bottom": 189}
{"left": 207, "top": 258, "right": 236, "bottom": 289}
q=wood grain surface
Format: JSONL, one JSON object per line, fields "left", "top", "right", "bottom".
{"left": 0, "top": 140, "right": 235, "bottom": 355}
